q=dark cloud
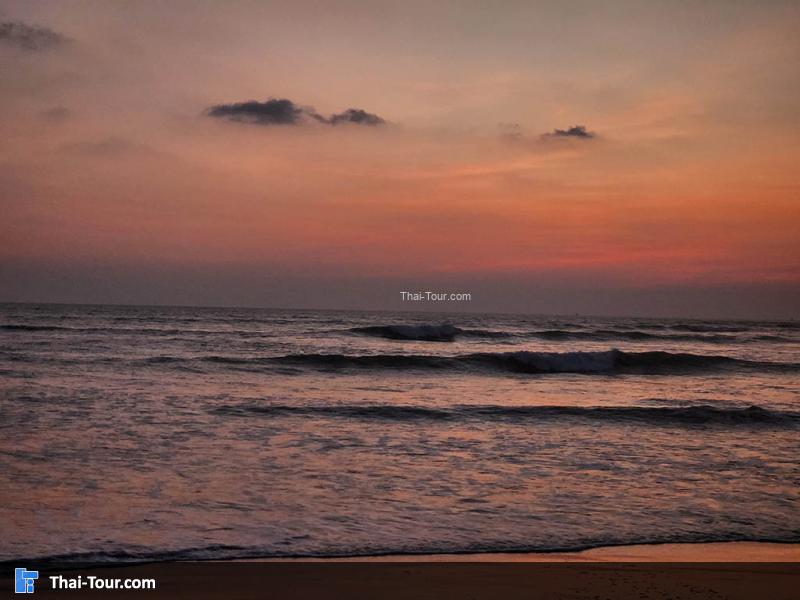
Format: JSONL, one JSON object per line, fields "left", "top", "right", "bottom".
{"left": 543, "top": 125, "right": 595, "bottom": 139}
{"left": 206, "top": 98, "right": 306, "bottom": 125}
{"left": 328, "top": 108, "right": 384, "bottom": 126}
{"left": 206, "top": 98, "right": 385, "bottom": 127}
{"left": 0, "top": 21, "right": 68, "bottom": 51}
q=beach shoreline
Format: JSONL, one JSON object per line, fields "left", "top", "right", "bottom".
{"left": 246, "top": 541, "right": 800, "bottom": 563}
{"left": 9, "top": 543, "right": 798, "bottom": 599}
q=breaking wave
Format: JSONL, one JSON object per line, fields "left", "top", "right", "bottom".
{"left": 346, "top": 324, "right": 793, "bottom": 344}
{"left": 212, "top": 403, "right": 799, "bottom": 428}
{"left": 269, "top": 349, "right": 795, "bottom": 375}
{"left": 530, "top": 329, "right": 792, "bottom": 344}
{"left": 348, "top": 324, "right": 512, "bottom": 341}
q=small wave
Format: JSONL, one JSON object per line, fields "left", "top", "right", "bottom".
{"left": 752, "top": 334, "right": 794, "bottom": 342}
{"left": 10, "top": 349, "right": 794, "bottom": 376}
{"left": 0, "top": 324, "right": 272, "bottom": 337}
{"left": 212, "top": 403, "right": 799, "bottom": 428}
{"left": 270, "top": 349, "right": 795, "bottom": 375}
{"left": 0, "top": 545, "right": 255, "bottom": 567}
{"left": 1, "top": 324, "right": 68, "bottom": 332}
{"left": 142, "top": 356, "right": 184, "bottom": 364}
{"left": 531, "top": 329, "right": 793, "bottom": 343}
{"left": 345, "top": 324, "right": 794, "bottom": 344}
{"left": 460, "top": 329, "right": 516, "bottom": 339}
{"left": 8, "top": 531, "right": 800, "bottom": 566}
{"left": 349, "top": 324, "right": 514, "bottom": 342}
{"left": 667, "top": 323, "right": 751, "bottom": 333}
{"left": 140, "top": 355, "right": 271, "bottom": 369}
{"left": 350, "top": 324, "right": 462, "bottom": 341}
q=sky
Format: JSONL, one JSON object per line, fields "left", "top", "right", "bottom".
{"left": 1, "top": 0, "right": 798, "bottom": 318}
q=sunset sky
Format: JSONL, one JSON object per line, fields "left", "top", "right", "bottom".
{"left": 1, "top": 1, "right": 798, "bottom": 317}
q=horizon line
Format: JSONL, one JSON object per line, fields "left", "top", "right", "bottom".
{"left": 1, "top": 299, "right": 796, "bottom": 324}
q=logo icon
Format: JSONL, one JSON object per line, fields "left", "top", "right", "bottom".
{"left": 15, "top": 568, "right": 39, "bottom": 594}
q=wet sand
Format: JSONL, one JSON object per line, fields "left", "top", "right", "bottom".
{"left": 259, "top": 541, "right": 800, "bottom": 562}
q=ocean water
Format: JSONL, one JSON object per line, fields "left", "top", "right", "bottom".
{"left": 1, "top": 303, "right": 798, "bottom": 563}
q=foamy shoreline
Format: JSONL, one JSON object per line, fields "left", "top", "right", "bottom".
{"left": 247, "top": 542, "right": 800, "bottom": 562}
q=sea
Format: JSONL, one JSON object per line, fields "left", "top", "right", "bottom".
{"left": 1, "top": 303, "right": 798, "bottom": 563}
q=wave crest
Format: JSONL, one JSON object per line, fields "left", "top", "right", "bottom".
{"left": 345, "top": 324, "right": 794, "bottom": 344}
{"left": 271, "top": 349, "right": 792, "bottom": 375}
{"left": 349, "top": 324, "right": 464, "bottom": 341}
{"left": 212, "top": 403, "right": 799, "bottom": 428}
